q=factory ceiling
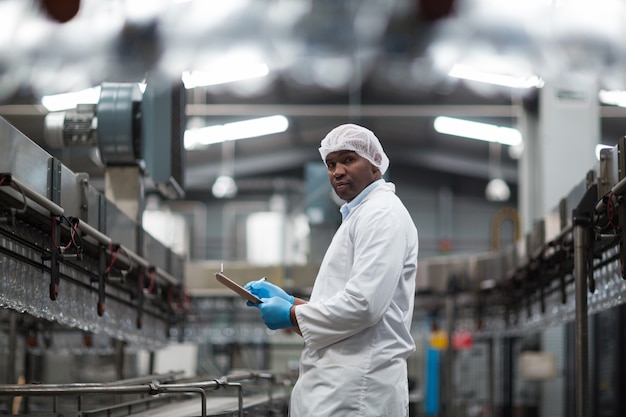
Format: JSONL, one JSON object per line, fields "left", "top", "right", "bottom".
{"left": 1, "top": 0, "right": 626, "bottom": 203}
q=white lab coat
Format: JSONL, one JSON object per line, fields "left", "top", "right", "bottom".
{"left": 291, "top": 181, "right": 418, "bottom": 417}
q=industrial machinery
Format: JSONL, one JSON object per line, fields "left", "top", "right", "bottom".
{"left": 409, "top": 139, "right": 626, "bottom": 417}
{"left": 43, "top": 81, "right": 186, "bottom": 200}
{"left": 0, "top": 83, "right": 288, "bottom": 415}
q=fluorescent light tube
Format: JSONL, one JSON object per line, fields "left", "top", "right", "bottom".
{"left": 41, "top": 87, "right": 101, "bottom": 111}
{"left": 434, "top": 116, "right": 523, "bottom": 146}
{"left": 41, "top": 83, "right": 146, "bottom": 111}
{"left": 184, "top": 115, "right": 289, "bottom": 150}
{"left": 182, "top": 63, "right": 269, "bottom": 89}
{"left": 449, "top": 64, "right": 544, "bottom": 89}
{"left": 599, "top": 89, "right": 626, "bottom": 107}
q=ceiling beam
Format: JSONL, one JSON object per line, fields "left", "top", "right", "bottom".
{"left": 186, "top": 104, "right": 521, "bottom": 118}
{"left": 1, "top": 103, "right": 623, "bottom": 119}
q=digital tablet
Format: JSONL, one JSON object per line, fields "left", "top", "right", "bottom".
{"left": 215, "top": 272, "right": 262, "bottom": 304}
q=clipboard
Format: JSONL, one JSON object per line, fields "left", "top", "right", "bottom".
{"left": 215, "top": 272, "right": 262, "bottom": 304}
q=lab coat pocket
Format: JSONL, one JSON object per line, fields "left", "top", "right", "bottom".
{"left": 316, "top": 335, "right": 372, "bottom": 369}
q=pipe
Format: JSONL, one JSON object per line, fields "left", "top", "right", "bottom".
{"left": 0, "top": 382, "right": 210, "bottom": 417}
{"left": 114, "top": 340, "right": 125, "bottom": 381}
{"left": 487, "top": 338, "right": 495, "bottom": 417}
{"left": 0, "top": 371, "right": 287, "bottom": 417}
{"left": 116, "top": 245, "right": 149, "bottom": 270}
{"left": 573, "top": 223, "right": 589, "bottom": 417}
{"left": 117, "top": 248, "right": 177, "bottom": 285}
{"left": 5, "top": 311, "right": 17, "bottom": 413}
{"left": 594, "top": 175, "right": 626, "bottom": 213}
{"left": 76, "top": 219, "right": 111, "bottom": 246}
{"left": 219, "top": 370, "right": 255, "bottom": 383}
{"left": 0, "top": 175, "right": 64, "bottom": 216}
{"left": 0, "top": 384, "right": 155, "bottom": 396}
{"left": 103, "top": 371, "right": 185, "bottom": 386}
{"left": 6, "top": 311, "right": 16, "bottom": 385}
{"left": 154, "top": 266, "right": 178, "bottom": 286}
{"left": 76, "top": 220, "right": 179, "bottom": 287}
{"left": 611, "top": 174, "right": 626, "bottom": 196}
{"left": 234, "top": 383, "right": 244, "bottom": 417}
{"left": 157, "top": 386, "right": 207, "bottom": 417}
{"left": 0, "top": 379, "right": 223, "bottom": 417}
{"left": 443, "top": 295, "right": 455, "bottom": 417}
{"left": 0, "top": 378, "right": 226, "bottom": 395}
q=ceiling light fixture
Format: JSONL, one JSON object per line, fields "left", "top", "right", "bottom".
{"left": 485, "top": 142, "right": 510, "bottom": 202}
{"left": 212, "top": 175, "right": 238, "bottom": 199}
{"left": 182, "top": 63, "right": 269, "bottom": 89}
{"left": 448, "top": 64, "right": 544, "bottom": 89}
{"left": 184, "top": 115, "right": 289, "bottom": 150}
{"left": 485, "top": 178, "right": 511, "bottom": 202}
{"left": 599, "top": 89, "right": 626, "bottom": 107}
{"left": 434, "top": 116, "right": 523, "bottom": 147}
{"left": 41, "top": 86, "right": 101, "bottom": 112}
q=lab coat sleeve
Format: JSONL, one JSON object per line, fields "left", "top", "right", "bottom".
{"left": 297, "top": 206, "right": 407, "bottom": 351}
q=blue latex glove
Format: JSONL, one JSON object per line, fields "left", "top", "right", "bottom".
{"left": 258, "top": 297, "right": 293, "bottom": 330}
{"left": 244, "top": 279, "right": 294, "bottom": 304}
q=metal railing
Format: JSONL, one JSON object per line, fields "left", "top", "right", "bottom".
{"left": 0, "top": 370, "right": 289, "bottom": 417}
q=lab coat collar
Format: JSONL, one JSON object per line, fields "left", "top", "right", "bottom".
{"left": 340, "top": 178, "right": 385, "bottom": 221}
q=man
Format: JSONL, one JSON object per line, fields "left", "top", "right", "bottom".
{"left": 245, "top": 123, "right": 419, "bottom": 416}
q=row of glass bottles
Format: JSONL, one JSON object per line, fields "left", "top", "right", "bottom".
{"left": 463, "top": 244, "right": 626, "bottom": 338}
{"left": 0, "top": 234, "right": 168, "bottom": 351}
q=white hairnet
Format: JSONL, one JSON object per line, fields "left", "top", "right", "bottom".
{"left": 319, "top": 124, "right": 390, "bottom": 175}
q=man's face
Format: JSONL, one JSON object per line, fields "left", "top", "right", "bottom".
{"left": 325, "top": 150, "right": 381, "bottom": 202}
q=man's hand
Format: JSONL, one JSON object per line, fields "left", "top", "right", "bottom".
{"left": 244, "top": 280, "right": 294, "bottom": 304}
{"left": 258, "top": 297, "right": 294, "bottom": 330}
